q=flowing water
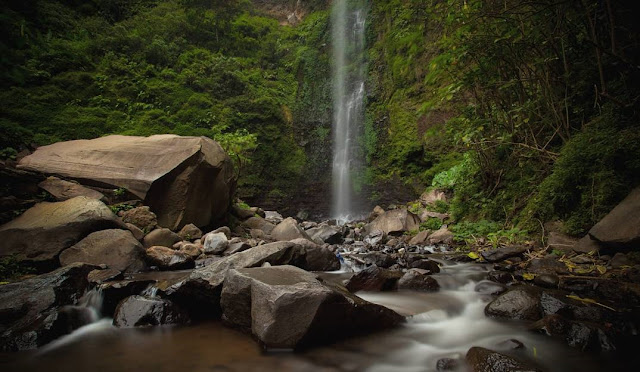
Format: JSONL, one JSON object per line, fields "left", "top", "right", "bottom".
{"left": 331, "top": 0, "right": 366, "bottom": 222}
{"left": 1, "top": 258, "right": 617, "bottom": 372}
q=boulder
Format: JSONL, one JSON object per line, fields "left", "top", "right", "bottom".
{"left": 420, "top": 189, "right": 447, "bottom": 205}
{"left": 59, "top": 229, "right": 146, "bottom": 273}
{"left": 224, "top": 241, "right": 251, "bottom": 256}
{"left": 210, "top": 226, "right": 231, "bottom": 239}
{"left": 0, "top": 197, "right": 125, "bottom": 271}
{"left": 409, "top": 230, "right": 430, "bottom": 245}
{"left": 547, "top": 231, "right": 578, "bottom": 254}
{"left": 529, "top": 314, "right": 615, "bottom": 352}
{"left": 366, "top": 209, "right": 420, "bottom": 236}
{"left": 409, "top": 259, "right": 440, "bottom": 273}
{"left": 231, "top": 204, "right": 255, "bottom": 220}
{"left": 0, "top": 263, "right": 98, "bottom": 351}
{"left": 145, "top": 246, "right": 194, "bottom": 270}
{"left": 345, "top": 265, "right": 403, "bottom": 292}
{"left": 588, "top": 187, "right": 640, "bottom": 249}
{"left": 99, "top": 279, "right": 157, "bottom": 317}
{"left": 290, "top": 238, "right": 340, "bottom": 271}
{"left": 164, "top": 241, "right": 306, "bottom": 311}
{"left": 38, "top": 176, "right": 105, "bottom": 201}
{"left": 126, "top": 223, "right": 145, "bottom": 241}
{"left": 113, "top": 295, "right": 190, "bottom": 327}
{"left": 466, "top": 346, "right": 541, "bottom": 372}
{"left": 179, "top": 243, "right": 203, "bottom": 259}
{"left": 306, "top": 225, "right": 342, "bottom": 244}
{"left": 88, "top": 268, "right": 123, "bottom": 285}
{"left": 485, "top": 286, "right": 542, "bottom": 321}
{"left": 177, "top": 223, "right": 202, "bottom": 241}
{"left": 351, "top": 252, "right": 397, "bottom": 268}
{"left": 481, "top": 245, "right": 528, "bottom": 263}
{"left": 264, "top": 211, "right": 284, "bottom": 224}
{"left": 203, "top": 232, "right": 229, "bottom": 255}
{"left": 573, "top": 235, "right": 602, "bottom": 254}
{"left": 474, "top": 280, "right": 508, "bottom": 295}
{"left": 271, "top": 217, "right": 311, "bottom": 241}
{"left": 143, "top": 228, "right": 181, "bottom": 248}
{"left": 121, "top": 206, "right": 157, "bottom": 232}
{"left": 397, "top": 269, "right": 440, "bottom": 291}
{"left": 18, "top": 134, "right": 235, "bottom": 230}
{"left": 241, "top": 216, "right": 276, "bottom": 234}
{"left": 220, "top": 265, "right": 404, "bottom": 349}
{"left": 420, "top": 210, "right": 449, "bottom": 222}
{"left": 428, "top": 226, "right": 454, "bottom": 245}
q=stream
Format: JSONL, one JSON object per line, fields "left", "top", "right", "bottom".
{"left": 1, "top": 256, "right": 622, "bottom": 372}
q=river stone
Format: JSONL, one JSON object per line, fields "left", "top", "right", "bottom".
{"left": 203, "top": 232, "right": 229, "bottom": 255}
{"left": 113, "top": 295, "right": 190, "bottom": 327}
{"left": 397, "top": 269, "right": 440, "bottom": 291}
{"left": 38, "top": 176, "right": 105, "bottom": 201}
{"left": 271, "top": 217, "right": 311, "bottom": 241}
{"left": 306, "top": 225, "right": 342, "bottom": 244}
{"left": 220, "top": 265, "right": 404, "bottom": 349}
{"left": 409, "top": 259, "right": 440, "bottom": 273}
{"left": 145, "top": 246, "right": 194, "bottom": 270}
{"left": 18, "top": 134, "right": 235, "bottom": 230}
{"left": 99, "top": 279, "right": 156, "bottom": 317}
{"left": 164, "top": 241, "right": 306, "bottom": 312}
{"left": 211, "top": 226, "right": 232, "bottom": 239}
{"left": 0, "top": 196, "right": 125, "bottom": 271}
{"left": 290, "top": 238, "right": 340, "bottom": 271}
{"left": 485, "top": 286, "right": 542, "bottom": 321}
{"left": 0, "top": 263, "right": 98, "bottom": 351}
{"left": 365, "top": 209, "right": 420, "bottom": 236}
{"left": 409, "top": 230, "right": 430, "bottom": 245}
{"left": 143, "top": 228, "right": 182, "bottom": 248}
{"left": 529, "top": 314, "right": 615, "bottom": 352}
{"left": 121, "top": 206, "right": 157, "bottom": 232}
{"left": 59, "top": 229, "right": 145, "bottom": 273}
{"left": 428, "top": 226, "right": 454, "bottom": 245}
{"left": 224, "top": 241, "right": 251, "bottom": 256}
{"left": 474, "top": 280, "right": 508, "bottom": 295}
{"left": 231, "top": 204, "right": 255, "bottom": 220}
{"left": 178, "top": 223, "right": 202, "bottom": 241}
{"left": 481, "top": 245, "right": 528, "bottom": 263}
{"left": 588, "top": 187, "right": 640, "bottom": 249}
{"left": 346, "top": 265, "right": 403, "bottom": 292}
{"left": 179, "top": 243, "right": 203, "bottom": 259}
{"left": 466, "top": 346, "right": 542, "bottom": 372}
{"left": 241, "top": 216, "right": 276, "bottom": 234}
{"left": 126, "top": 223, "right": 145, "bottom": 241}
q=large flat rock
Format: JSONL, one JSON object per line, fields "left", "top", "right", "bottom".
{"left": 18, "top": 135, "right": 235, "bottom": 230}
{"left": 0, "top": 196, "right": 125, "bottom": 271}
{"left": 589, "top": 187, "right": 640, "bottom": 249}
{"left": 221, "top": 265, "right": 404, "bottom": 349}
{"left": 365, "top": 209, "right": 420, "bottom": 236}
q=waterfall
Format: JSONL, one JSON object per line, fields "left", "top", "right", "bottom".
{"left": 331, "top": 0, "right": 366, "bottom": 223}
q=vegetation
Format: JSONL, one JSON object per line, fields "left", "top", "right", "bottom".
{"left": 367, "top": 0, "right": 640, "bottom": 236}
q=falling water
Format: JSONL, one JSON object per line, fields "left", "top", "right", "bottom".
{"left": 331, "top": 0, "right": 366, "bottom": 222}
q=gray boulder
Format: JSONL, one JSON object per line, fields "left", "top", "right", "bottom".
{"left": 203, "top": 232, "right": 229, "bottom": 255}
{"left": 397, "top": 269, "right": 440, "bottom": 291}
{"left": 409, "top": 230, "right": 430, "bottom": 245}
{"left": 113, "top": 295, "right": 190, "bottom": 327}
{"left": 365, "top": 209, "right": 420, "bottom": 235}
{"left": 241, "top": 216, "right": 276, "bottom": 234}
{"left": 345, "top": 265, "right": 403, "bottom": 292}
{"left": 0, "top": 263, "right": 98, "bottom": 351}
{"left": 485, "top": 286, "right": 542, "bottom": 321}
{"left": 427, "top": 226, "right": 454, "bottom": 245}
{"left": 0, "top": 196, "right": 125, "bottom": 271}
{"left": 18, "top": 134, "right": 235, "bottom": 230}
{"left": 290, "top": 238, "right": 340, "bottom": 271}
{"left": 220, "top": 265, "right": 404, "bottom": 349}
{"left": 306, "top": 225, "right": 342, "bottom": 244}
{"left": 59, "top": 229, "right": 146, "bottom": 273}
{"left": 178, "top": 223, "right": 202, "bottom": 241}
{"left": 588, "top": 187, "right": 640, "bottom": 249}
{"left": 271, "top": 217, "right": 311, "bottom": 241}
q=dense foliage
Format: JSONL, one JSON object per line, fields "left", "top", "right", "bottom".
{"left": 367, "top": 0, "right": 640, "bottom": 235}
{"left": 1, "top": 0, "right": 332, "bottom": 202}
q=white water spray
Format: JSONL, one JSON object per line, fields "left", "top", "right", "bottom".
{"left": 331, "top": 0, "right": 366, "bottom": 222}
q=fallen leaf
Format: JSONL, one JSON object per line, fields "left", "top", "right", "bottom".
{"left": 467, "top": 252, "right": 480, "bottom": 260}
{"left": 522, "top": 273, "right": 536, "bottom": 280}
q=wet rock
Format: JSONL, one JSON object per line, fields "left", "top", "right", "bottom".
{"left": 527, "top": 256, "right": 569, "bottom": 275}
{"left": 126, "top": 223, "right": 145, "bottom": 241}
{"left": 533, "top": 274, "right": 559, "bottom": 289}
{"left": 530, "top": 314, "right": 615, "bottom": 352}
{"left": 474, "top": 280, "right": 508, "bottom": 295}
{"left": 345, "top": 265, "right": 403, "bottom": 292}
{"left": 88, "top": 268, "right": 122, "bottom": 284}
{"left": 558, "top": 276, "right": 640, "bottom": 307}
{"left": 241, "top": 216, "right": 276, "bottom": 234}
{"left": 573, "top": 235, "right": 602, "bottom": 254}
{"left": 99, "top": 279, "right": 156, "bottom": 317}
{"left": 18, "top": 135, "right": 235, "bottom": 230}
{"left": 113, "top": 295, "right": 190, "bottom": 327}
{"left": 397, "top": 269, "right": 440, "bottom": 291}
{"left": 588, "top": 186, "right": 640, "bottom": 249}
{"left": 166, "top": 242, "right": 306, "bottom": 312}
{"left": 496, "top": 339, "right": 525, "bottom": 350}
{"left": 220, "top": 265, "right": 404, "bottom": 349}
{"left": 145, "top": 246, "right": 194, "bottom": 270}
{"left": 59, "top": 229, "right": 146, "bottom": 273}
{"left": 178, "top": 223, "right": 202, "bottom": 241}
{"left": 121, "top": 206, "right": 158, "bottom": 232}
{"left": 409, "top": 259, "right": 440, "bottom": 273}
{"left": 291, "top": 238, "right": 340, "bottom": 271}
{"left": 365, "top": 209, "right": 420, "bottom": 236}
{"left": 435, "top": 358, "right": 459, "bottom": 371}
{"left": 0, "top": 263, "right": 98, "bottom": 351}
{"left": 466, "top": 346, "right": 541, "bottom": 372}
{"left": 353, "top": 252, "right": 396, "bottom": 268}
{"left": 143, "top": 228, "right": 181, "bottom": 248}
{"left": 539, "top": 291, "right": 602, "bottom": 322}
{"left": 364, "top": 230, "right": 385, "bottom": 246}
{"left": 306, "top": 225, "right": 342, "bottom": 244}
{"left": 38, "top": 176, "right": 105, "bottom": 202}
{"left": 271, "top": 217, "right": 311, "bottom": 241}
{"left": 481, "top": 245, "right": 528, "bottom": 263}
{"left": 485, "top": 286, "right": 542, "bottom": 321}
{"left": 409, "top": 230, "right": 430, "bottom": 245}
{"left": 0, "top": 196, "right": 125, "bottom": 271}
{"left": 428, "top": 226, "right": 454, "bottom": 245}
{"left": 203, "top": 232, "right": 229, "bottom": 255}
